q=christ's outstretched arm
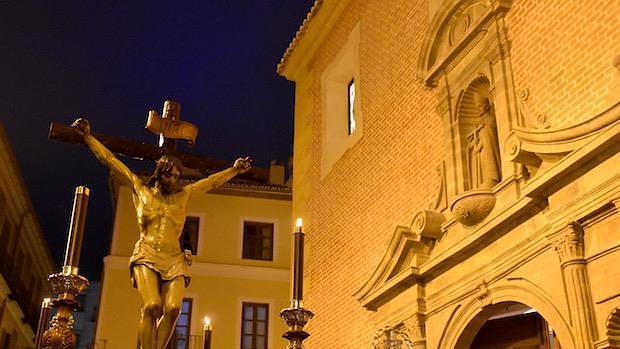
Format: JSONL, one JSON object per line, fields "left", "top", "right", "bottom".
{"left": 187, "top": 156, "right": 252, "bottom": 193}
{"left": 72, "top": 118, "right": 141, "bottom": 190}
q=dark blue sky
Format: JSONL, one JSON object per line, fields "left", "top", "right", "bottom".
{"left": 0, "top": 1, "right": 313, "bottom": 279}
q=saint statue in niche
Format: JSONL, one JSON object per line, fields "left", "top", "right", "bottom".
{"left": 466, "top": 93, "right": 501, "bottom": 189}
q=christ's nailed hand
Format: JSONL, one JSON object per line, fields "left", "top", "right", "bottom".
{"left": 71, "top": 118, "right": 91, "bottom": 137}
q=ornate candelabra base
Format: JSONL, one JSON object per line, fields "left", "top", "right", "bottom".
{"left": 280, "top": 307, "right": 314, "bottom": 349}
{"left": 41, "top": 269, "right": 89, "bottom": 349}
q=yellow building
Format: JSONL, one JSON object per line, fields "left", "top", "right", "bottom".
{"left": 94, "top": 163, "right": 292, "bottom": 349}
{"left": 0, "top": 123, "right": 55, "bottom": 348}
{"left": 279, "top": 0, "right": 620, "bottom": 348}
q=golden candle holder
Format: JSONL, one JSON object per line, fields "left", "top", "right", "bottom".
{"left": 40, "top": 186, "right": 91, "bottom": 349}
{"left": 280, "top": 307, "right": 314, "bottom": 349}
{"left": 280, "top": 218, "right": 313, "bottom": 349}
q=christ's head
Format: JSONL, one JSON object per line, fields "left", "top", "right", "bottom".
{"left": 147, "top": 155, "right": 183, "bottom": 194}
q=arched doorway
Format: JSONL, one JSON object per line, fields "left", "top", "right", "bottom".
{"left": 455, "top": 302, "right": 562, "bottom": 349}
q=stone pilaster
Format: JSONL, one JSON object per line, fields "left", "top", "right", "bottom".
{"left": 553, "top": 221, "right": 597, "bottom": 349}
{"left": 403, "top": 313, "right": 427, "bottom": 349}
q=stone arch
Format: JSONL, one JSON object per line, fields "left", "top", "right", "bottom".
{"left": 438, "top": 283, "right": 576, "bottom": 349}
{"left": 602, "top": 307, "right": 620, "bottom": 347}
{"left": 417, "top": 0, "right": 511, "bottom": 85}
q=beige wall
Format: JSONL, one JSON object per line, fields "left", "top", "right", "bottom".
{"left": 0, "top": 124, "right": 55, "bottom": 348}
{"left": 110, "top": 186, "right": 291, "bottom": 269}
{"left": 96, "top": 184, "right": 292, "bottom": 349}
{"left": 281, "top": 0, "right": 620, "bottom": 348}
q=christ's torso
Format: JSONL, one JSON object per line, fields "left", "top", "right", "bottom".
{"left": 132, "top": 185, "right": 190, "bottom": 254}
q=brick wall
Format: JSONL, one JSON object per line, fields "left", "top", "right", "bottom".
{"left": 289, "top": 0, "right": 619, "bottom": 347}
{"left": 507, "top": 0, "right": 620, "bottom": 127}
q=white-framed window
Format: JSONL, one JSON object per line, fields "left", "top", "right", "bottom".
{"left": 236, "top": 297, "right": 274, "bottom": 349}
{"left": 242, "top": 222, "right": 274, "bottom": 261}
{"left": 320, "top": 23, "right": 362, "bottom": 178}
{"left": 238, "top": 217, "right": 278, "bottom": 263}
{"left": 241, "top": 302, "right": 269, "bottom": 349}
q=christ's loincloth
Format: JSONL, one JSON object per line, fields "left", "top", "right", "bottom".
{"left": 129, "top": 239, "right": 191, "bottom": 287}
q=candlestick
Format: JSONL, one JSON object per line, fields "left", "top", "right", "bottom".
{"left": 35, "top": 298, "right": 51, "bottom": 349}
{"left": 291, "top": 218, "right": 304, "bottom": 308}
{"left": 203, "top": 316, "right": 212, "bottom": 349}
{"left": 63, "top": 186, "right": 90, "bottom": 272}
{"left": 281, "top": 218, "right": 313, "bottom": 349}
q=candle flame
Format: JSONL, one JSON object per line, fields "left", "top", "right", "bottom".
{"left": 296, "top": 218, "right": 303, "bottom": 228}
{"left": 204, "top": 316, "right": 211, "bottom": 326}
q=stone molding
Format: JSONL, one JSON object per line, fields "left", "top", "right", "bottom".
{"left": 594, "top": 307, "right": 620, "bottom": 349}
{"left": 505, "top": 101, "right": 620, "bottom": 170}
{"left": 417, "top": 0, "right": 512, "bottom": 86}
{"left": 548, "top": 221, "right": 597, "bottom": 349}
{"left": 553, "top": 221, "right": 585, "bottom": 264}
{"left": 360, "top": 134, "right": 620, "bottom": 314}
{"left": 437, "top": 281, "right": 575, "bottom": 349}
{"left": 354, "top": 227, "right": 433, "bottom": 309}
{"left": 517, "top": 88, "right": 550, "bottom": 129}
{"left": 373, "top": 321, "right": 425, "bottom": 349}
{"left": 411, "top": 210, "right": 446, "bottom": 240}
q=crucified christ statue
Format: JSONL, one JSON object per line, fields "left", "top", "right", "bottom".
{"left": 71, "top": 118, "right": 251, "bottom": 349}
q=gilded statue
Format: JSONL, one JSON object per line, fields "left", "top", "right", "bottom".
{"left": 466, "top": 94, "right": 501, "bottom": 189}
{"left": 72, "top": 118, "right": 251, "bottom": 349}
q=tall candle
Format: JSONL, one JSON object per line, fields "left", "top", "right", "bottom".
{"left": 34, "top": 298, "right": 51, "bottom": 349}
{"left": 291, "top": 218, "right": 304, "bottom": 307}
{"left": 63, "top": 186, "right": 90, "bottom": 270}
{"left": 203, "top": 316, "right": 212, "bottom": 349}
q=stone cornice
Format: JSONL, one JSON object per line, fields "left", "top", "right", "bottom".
{"left": 111, "top": 173, "right": 292, "bottom": 202}
{"left": 103, "top": 255, "right": 289, "bottom": 282}
{"left": 552, "top": 222, "right": 585, "bottom": 264}
{"left": 417, "top": 0, "right": 512, "bottom": 86}
{"left": 505, "top": 101, "right": 620, "bottom": 163}
{"left": 354, "top": 226, "right": 430, "bottom": 310}
{"left": 510, "top": 104, "right": 620, "bottom": 200}
{"left": 365, "top": 169, "right": 620, "bottom": 316}
{"left": 426, "top": 173, "right": 620, "bottom": 316}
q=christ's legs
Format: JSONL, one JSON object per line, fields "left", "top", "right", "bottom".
{"left": 134, "top": 265, "right": 162, "bottom": 349}
{"left": 156, "top": 276, "right": 184, "bottom": 349}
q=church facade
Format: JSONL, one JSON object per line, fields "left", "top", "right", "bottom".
{"left": 278, "top": 0, "right": 620, "bottom": 348}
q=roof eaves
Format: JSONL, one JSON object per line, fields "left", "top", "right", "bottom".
{"left": 276, "top": 0, "right": 324, "bottom": 77}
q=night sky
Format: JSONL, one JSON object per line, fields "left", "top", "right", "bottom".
{"left": 0, "top": 1, "right": 313, "bottom": 280}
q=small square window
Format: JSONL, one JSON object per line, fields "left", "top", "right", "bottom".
{"left": 180, "top": 216, "right": 200, "bottom": 255}
{"left": 242, "top": 222, "right": 274, "bottom": 261}
{"left": 241, "top": 302, "right": 269, "bottom": 349}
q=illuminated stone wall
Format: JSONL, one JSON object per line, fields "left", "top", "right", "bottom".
{"left": 281, "top": 0, "right": 620, "bottom": 348}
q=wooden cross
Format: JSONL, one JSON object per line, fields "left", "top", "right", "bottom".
{"left": 49, "top": 100, "right": 267, "bottom": 181}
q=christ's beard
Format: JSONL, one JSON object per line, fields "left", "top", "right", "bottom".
{"left": 158, "top": 179, "right": 179, "bottom": 195}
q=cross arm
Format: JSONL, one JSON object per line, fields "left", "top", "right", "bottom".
{"left": 49, "top": 122, "right": 268, "bottom": 182}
